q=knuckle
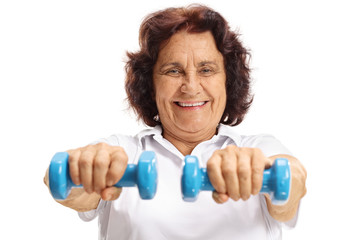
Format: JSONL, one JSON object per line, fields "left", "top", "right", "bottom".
{"left": 222, "top": 145, "right": 239, "bottom": 157}
{"left": 111, "top": 147, "right": 127, "bottom": 160}
{"left": 239, "top": 174, "right": 249, "bottom": 183}
{"left": 303, "top": 169, "right": 308, "bottom": 180}
{"left": 212, "top": 149, "right": 223, "bottom": 157}
{"left": 300, "top": 164, "right": 308, "bottom": 179}
{"left": 237, "top": 147, "right": 249, "bottom": 153}
{"left": 252, "top": 147, "right": 262, "bottom": 155}
{"left": 94, "top": 151, "right": 110, "bottom": 165}
{"left": 302, "top": 186, "right": 307, "bottom": 197}
{"left": 67, "top": 149, "right": 75, "bottom": 156}
{"left": 237, "top": 148, "right": 249, "bottom": 159}
{"left": 96, "top": 142, "right": 109, "bottom": 149}
{"left": 207, "top": 159, "right": 217, "bottom": 169}
{"left": 237, "top": 165, "right": 251, "bottom": 176}
{"left": 226, "top": 145, "right": 238, "bottom": 151}
{"left": 79, "top": 155, "right": 92, "bottom": 168}
{"left": 222, "top": 165, "right": 235, "bottom": 176}
{"left": 79, "top": 161, "right": 92, "bottom": 170}
{"left": 207, "top": 156, "right": 221, "bottom": 170}
{"left": 94, "top": 158, "right": 108, "bottom": 169}
{"left": 68, "top": 157, "right": 76, "bottom": 165}
{"left": 114, "top": 146, "right": 125, "bottom": 153}
{"left": 252, "top": 166, "right": 263, "bottom": 175}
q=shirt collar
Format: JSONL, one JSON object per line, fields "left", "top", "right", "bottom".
{"left": 136, "top": 124, "right": 241, "bottom": 146}
{"left": 135, "top": 125, "right": 163, "bottom": 140}
{"left": 216, "top": 124, "right": 242, "bottom": 146}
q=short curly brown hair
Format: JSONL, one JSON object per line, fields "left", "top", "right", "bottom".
{"left": 125, "top": 4, "right": 252, "bottom": 127}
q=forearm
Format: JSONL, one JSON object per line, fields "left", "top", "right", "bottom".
{"left": 266, "top": 154, "right": 307, "bottom": 222}
{"left": 44, "top": 168, "right": 101, "bottom": 212}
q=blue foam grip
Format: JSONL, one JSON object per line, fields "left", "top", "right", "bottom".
{"left": 49, "top": 151, "right": 158, "bottom": 200}
{"left": 181, "top": 156, "right": 291, "bottom": 205}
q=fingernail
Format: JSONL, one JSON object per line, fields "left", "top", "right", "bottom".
{"left": 105, "top": 193, "right": 113, "bottom": 201}
{"left": 213, "top": 192, "right": 222, "bottom": 203}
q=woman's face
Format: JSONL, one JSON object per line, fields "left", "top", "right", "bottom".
{"left": 153, "top": 30, "right": 226, "bottom": 139}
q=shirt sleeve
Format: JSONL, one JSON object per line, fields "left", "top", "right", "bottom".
{"left": 243, "top": 134, "right": 300, "bottom": 229}
{"left": 241, "top": 134, "right": 293, "bottom": 157}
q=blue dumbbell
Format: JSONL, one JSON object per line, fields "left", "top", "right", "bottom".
{"left": 49, "top": 151, "right": 158, "bottom": 200}
{"left": 181, "top": 156, "right": 291, "bottom": 205}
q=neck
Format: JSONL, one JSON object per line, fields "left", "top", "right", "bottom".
{"left": 162, "top": 126, "right": 217, "bottom": 156}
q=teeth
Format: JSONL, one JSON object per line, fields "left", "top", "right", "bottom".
{"left": 177, "top": 101, "right": 206, "bottom": 107}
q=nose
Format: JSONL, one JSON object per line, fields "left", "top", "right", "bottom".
{"left": 181, "top": 73, "right": 202, "bottom": 96}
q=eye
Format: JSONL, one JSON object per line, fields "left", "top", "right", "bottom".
{"left": 168, "top": 69, "right": 179, "bottom": 74}
{"left": 199, "top": 67, "right": 214, "bottom": 75}
{"left": 165, "top": 68, "right": 182, "bottom": 76}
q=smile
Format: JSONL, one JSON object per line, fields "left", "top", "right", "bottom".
{"left": 175, "top": 101, "right": 208, "bottom": 107}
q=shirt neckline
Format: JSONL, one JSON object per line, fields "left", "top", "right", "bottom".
{"left": 136, "top": 124, "right": 242, "bottom": 149}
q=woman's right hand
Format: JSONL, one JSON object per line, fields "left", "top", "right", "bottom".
{"left": 67, "top": 142, "right": 128, "bottom": 201}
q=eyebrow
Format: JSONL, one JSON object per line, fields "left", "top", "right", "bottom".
{"left": 159, "top": 61, "right": 219, "bottom": 70}
{"left": 159, "top": 62, "right": 182, "bottom": 71}
{"left": 198, "top": 61, "right": 219, "bottom": 67}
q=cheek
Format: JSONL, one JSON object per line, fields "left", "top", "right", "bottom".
{"left": 155, "top": 78, "right": 180, "bottom": 97}
{"left": 213, "top": 84, "right": 227, "bottom": 112}
{"left": 208, "top": 78, "right": 226, "bottom": 102}
{"left": 154, "top": 80, "right": 178, "bottom": 108}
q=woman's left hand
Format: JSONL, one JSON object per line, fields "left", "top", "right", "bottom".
{"left": 207, "top": 146, "right": 272, "bottom": 203}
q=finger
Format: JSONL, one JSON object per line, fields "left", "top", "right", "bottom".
{"left": 222, "top": 149, "right": 240, "bottom": 200}
{"left": 68, "top": 149, "right": 81, "bottom": 185}
{"left": 106, "top": 148, "right": 128, "bottom": 186}
{"left": 212, "top": 191, "right": 229, "bottom": 204}
{"left": 93, "top": 149, "right": 110, "bottom": 194}
{"left": 79, "top": 149, "right": 96, "bottom": 193}
{"left": 264, "top": 157, "right": 272, "bottom": 169}
{"left": 251, "top": 150, "right": 268, "bottom": 195}
{"left": 207, "top": 152, "right": 226, "bottom": 194}
{"left": 101, "top": 186, "right": 122, "bottom": 201}
{"left": 237, "top": 149, "right": 251, "bottom": 200}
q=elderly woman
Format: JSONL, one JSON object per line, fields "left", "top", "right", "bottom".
{"left": 45, "top": 5, "right": 306, "bottom": 240}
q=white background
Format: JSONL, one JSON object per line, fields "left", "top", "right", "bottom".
{"left": 1, "top": 0, "right": 359, "bottom": 239}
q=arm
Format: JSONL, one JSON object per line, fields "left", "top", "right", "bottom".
{"left": 44, "top": 143, "right": 126, "bottom": 212}
{"left": 207, "top": 146, "right": 307, "bottom": 223}
{"left": 265, "top": 154, "right": 307, "bottom": 222}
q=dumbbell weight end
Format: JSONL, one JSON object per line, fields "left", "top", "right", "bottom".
{"left": 49, "top": 151, "right": 158, "bottom": 200}
{"left": 182, "top": 156, "right": 291, "bottom": 205}
{"left": 261, "top": 158, "right": 291, "bottom": 204}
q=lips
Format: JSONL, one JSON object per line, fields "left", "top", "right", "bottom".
{"left": 175, "top": 101, "right": 208, "bottom": 107}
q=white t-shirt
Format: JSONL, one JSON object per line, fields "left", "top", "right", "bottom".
{"left": 79, "top": 125, "right": 299, "bottom": 240}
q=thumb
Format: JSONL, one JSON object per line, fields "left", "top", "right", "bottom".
{"left": 101, "top": 187, "right": 122, "bottom": 201}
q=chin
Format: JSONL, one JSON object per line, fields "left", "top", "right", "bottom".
{"left": 179, "top": 121, "right": 212, "bottom": 133}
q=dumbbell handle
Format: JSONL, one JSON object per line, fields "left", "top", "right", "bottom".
{"left": 63, "top": 163, "right": 138, "bottom": 188}
{"left": 194, "top": 167, "right": 281, "bottom": 193}
{"left": 182, "top": 157, "right": 291, "bottom": 204}
{"left": 49, "top": 151, "right": 157, "bottom": 200}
